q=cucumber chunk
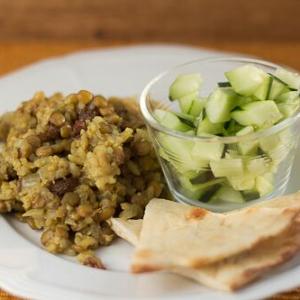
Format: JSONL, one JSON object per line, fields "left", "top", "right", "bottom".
{"left": 259, "top": 134, "right": 280, "bottom": 153}
{"left": 178, "top": 91, "right": 198, "bottom": 113}
{"left": 256, "top": 175, "right": 273, "bottom": 196}
{"left": 277, "top": 91, "right": 299, "bottom": 102}
{"left": 236, "top": 126, "right": 258, "bottom": 155}
{"left": 209, "top": 185, "right": 245, "bottom": 204}
{"left": 277, "top": 103, "right": 299, "bottom": 117}
{"left": 274, "top": 68, "right": 300, "bottom": 90}
{"left": 154, "top": 109, "right": 192, "bottom": 132}
{"left": 174, "top": 112, "right": 196, "bottom": 127}
{"left": 185, "top": 130, "right": 196, "bottom": 136}
{"left": 159, "top": 133, "right": 211, "bottom": 173}
{"left": 269, "top": 76, "right": 290, "bottom": 100}
{"left": 253, "top": 75, "right": 272, "bottom": 100}
{"left": 237, "top": 96, "right": 254, "bottom": 108}
{"left": 246, "top": 157, "right": 271, "bottom": 176}
{"left": 196, "top": 117, "right": 224, "bottom": 135}
{"left": 169, "top": 73, "right": 202, "bottom": 101}
{"left": 178, "top": 176, "right": 224, "bottom": 200}
{"left": 206, "top": 88, "right": 238, "bottom": 123}
{"left": 231, "top": 100, "right": 282, "bottom": 128}
{"left": 190, "top": 170, "right": 214, "bottom": 184}
{"left": 210, "top": 158, "right": 244, "bottom": 178}
{"left": 236, "top": 125, "right": 254, "bottom": 136}
{"left": 225, "top": 64, "right": 268, "bottom": 96}
{"left": 158, "top": 135, "right": 201, "bottom": 172}
{"left": 224, "top": 120, "right": 243, "bottom": 136}
{"left": 192, "top": 141, "right": 224, "bottom": 161}
{"left": 178, "top": 176, "right": 205, "bottom": 199}
{"left": 227, "top": 175, "right": 256, "bottom": 191}
{"left": 242, "top": 190, "right": 260, "bottom": 201}
{"left": 189, "top": 98, "right": 206, "bottom": 117}
{"left": 276, "top": 91, "right": 300, "bottom": 117}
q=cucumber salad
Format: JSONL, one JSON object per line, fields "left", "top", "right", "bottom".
{"left": 154, "top": 64, "right": 300, "bottom": 205}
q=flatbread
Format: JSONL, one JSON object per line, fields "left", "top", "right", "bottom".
{"left": 177, "top": 224, "right": 300, "bottom": 291}
{"left": 111, "top": 215, "right": 300, "bottom": 291}
{"left": 110, "top": 218, "right": 142, "bottom": 246}
{"left": 132, "top": 198, "right": 300, "bottom": 271}
{"left": 252, "top": 191, "right": 300, "bottom": 209}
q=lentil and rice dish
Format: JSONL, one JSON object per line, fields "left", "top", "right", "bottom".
{"left": 0, "top": 90, "right": 165, "bottom": 268}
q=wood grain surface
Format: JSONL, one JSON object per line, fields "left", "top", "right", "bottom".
{"left": 0, "top": 40, "right": 300, "bottom": 300}
{"left": 0, "top": 0, "right": 299, "bottom": 42}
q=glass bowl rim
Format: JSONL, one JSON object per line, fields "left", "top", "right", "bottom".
{"left": 139, "top": 56, "right": 300, "bottom": 144}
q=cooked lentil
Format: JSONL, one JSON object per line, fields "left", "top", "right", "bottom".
{"left": 0, "top": 91, "right": 166, "bottom": 268}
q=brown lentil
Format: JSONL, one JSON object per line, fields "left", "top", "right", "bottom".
{"left": 49, "top": 111, "right": 66, "bottom": 127}
{"left": 60, "top": 125, "right": 72, "bottom": 138}
{"left": 36, "top": 145, "right": 53, "bottom": 157}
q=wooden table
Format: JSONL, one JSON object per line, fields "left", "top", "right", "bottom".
{"left": 0, "top": 40, "right": 300, "bottom": 300}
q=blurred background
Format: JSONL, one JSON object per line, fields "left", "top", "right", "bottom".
{"left": 0, "top": 0, "right": 300, "bottom": 75}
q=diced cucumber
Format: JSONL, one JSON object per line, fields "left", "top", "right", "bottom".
{"left": 158, "top": 134, "right": 196, "bottom": 172}
{"left": 159, "top": 148, "right": 187, "bottom": 173}
{"left": 206, "top": 88, "right": 238, "bottom": 123}
{"left": 235, "top": 126, "right": 258, "bottom": 155}
{"left": 178, "top": 176, "right": 205, "bottom": 199}
{"left": 224, "top": 120, "right": 243, "bottom": 136}
{"left": 185, "top": 130, "right": 196, "bottom": 136}
{"left": 259, "top": 134, "right": 280, "bottom": 153}
{"left": 231, "top": 101, "right": 282, "bottom": 128}
{"left": 210, "top": 158, "right": 244, "bottom": 178}
{"left": 178, "top": 91, "right": 198, "bottom": 113}
{"left": 237, "top": 96, "right": 254, "bottom": 108}
{"left": 178, "top": 176, "right": 224, "bottom": 200}
{"left": 274, "top": 68, "right": 300, "bottom": 90}
{"left": 276, "top": 91, "right": 300, "bottom": 117}
{"left": 253, "top": 75, "right": 272, "bottom": 100}
{"left": 189, "top": 98, "right": 206, "bottom": 117}
{"left": 238, "top": 141, "right": 258, "bottom": 156}
{"left": 154, "top": 109, "right": 192, "bottom": 132}
{"left": 225, "top": 64, "right": 268, "bottom": 96}
{"left": 190, "top": 170, "right": 214, "bottom": 184}
{"left": 242, "top": 190, "right": 260, "bottom": 201}
{"left": 192, "top": 141, "right": 224, "bottom": 161}
{"left": 169, "top": 74, "right": 202, "bottom": 101}
{"left": 227, "top": 175, "right": 256, "bottom": 191}
{"left": 269, "top": 76, "right": 290, "bottom": 100}
{"left": 174, "top": 112, "right": 196, "bottom": 127}
{"left": 277, "top": 102, "right": 299, "bottom": 118}
{"left": 196, "top": 117, "right": 224, "bottom": 135}
{"left": 182, "top": 170, "right": 200, "bottom": 179}
{"left": 209, "top": 185, "right": 245, "bottom": 204}
{"left": 246, "top": 157, "right": 271, "bottom": 176}
{"left": 224, "top": 148, "right": 240, "bottom": 158}
{"left": 236, "top": 125, "right": 254, "bottom": 136}
{"left": 256, "top": 175, "right": 273, "bottom": 196}
{"left": 266, "top": 130, "right": 291, "bottom": 163}
{"left": 277, "top": 91, "right": 299, "bottom": 102}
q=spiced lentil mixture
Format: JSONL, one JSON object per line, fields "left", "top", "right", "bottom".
{"left": 0, "top": 90, "right": 166, "bottom": 268}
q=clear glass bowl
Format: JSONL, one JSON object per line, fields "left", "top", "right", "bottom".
{"left": 140, "top": 57, "right": 300, "bottom": 212}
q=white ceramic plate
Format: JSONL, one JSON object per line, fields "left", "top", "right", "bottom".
{"left": 1, "top": 45, "right": 300, "bottom": 300}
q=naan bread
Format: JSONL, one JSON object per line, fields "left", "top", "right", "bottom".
{"left": 253, "top": 191, "right": 300, "bottom": 209}
{"left": 111, "top": 213, "right": 300, "bottom": 291}
{"left": 132, "top": 198, "right": 300, "bottom": 271}
{"left": 110, "top": 218, "right": 142, "bottom": 246}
